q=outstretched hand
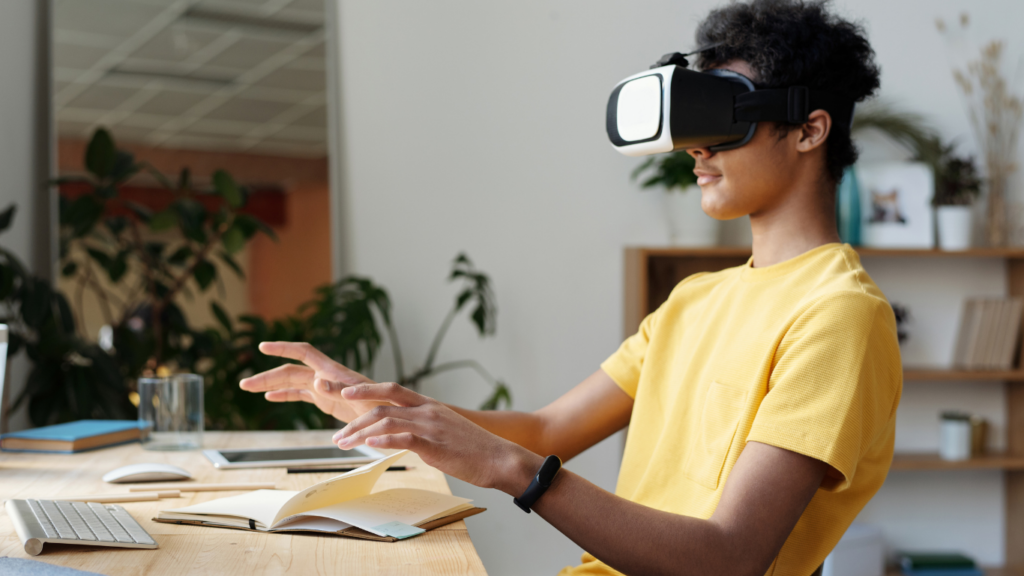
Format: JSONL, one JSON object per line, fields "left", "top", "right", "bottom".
{"left": 332, "top": 382, "right": 541, "bottom": 495}
{"left": 238, "top": 342, "right": 389, "bottom": 423}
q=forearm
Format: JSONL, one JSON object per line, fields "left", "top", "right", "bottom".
{"left": 495, "top": 451, "right": 744, "bottom": 576}
{"left": 447, "top": 405, "right": 552, "bottom": 455}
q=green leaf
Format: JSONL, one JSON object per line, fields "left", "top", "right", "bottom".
{"left": 234, "top": 213, "right": 277, "bottom": 242}
{"left": 123, "top": 200, "right": 153, "bottom": 222}
{"left": 61, "top": 261, "right": 78, "bottom": 277}
{"left": 174, "top": 199, "right": 207, "bottom": 243}
{"left": 109, "top": 150, "right": 138, "bottom": 183}
{"left": 479, "top": 382, "right": 512, "bottom": 410}
{"left": 193, "top": 259, "right": 216, "bottom": 290}
{"left": 213, "top": 170, "right": 243, "bottom": 208}
{"left": 108, "top": 253, "right": 128, "bottom": 282}
{"left": 178, "top": 167, "right": 191, "bottom": 190}
{"left": 168, "top": 246, "right": 192, "bottom": 266}
{"left": 210, "top": 302, "right": 233, "bottom": 334}
{"left": 217, "top": 250, "right": 245, "bottom": 279}
{"left": 149, "top": 208, "right": 177, "bottom": 232}
{"left": 85, "top": 128, "right": 117, "bottom": 179}
{"left": 0, "top": 204, "right": 15, "bottom": 233}
{"left": 86, "top": 248, "right": 112, "bottom": 269}
{"left": 221, "top": 224, "right": 245, "bottom": 255}
{"left": 62, "top": 195, "right": 104, "bottom": 237}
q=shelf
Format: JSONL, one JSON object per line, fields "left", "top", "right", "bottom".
{"left": 891, "top": 452, "right": 1024, "bottom": 471}
{"left": 629, "top": 246, "right": 1024, "bottom": 259}
{"left": 903, "top": 368, "right": 1024, "bottom": 381}
{"left": 888, "top": 568, "right": 1024, "bottom": 576}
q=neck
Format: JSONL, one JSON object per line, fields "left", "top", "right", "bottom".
{"left": 749, "top": 178, "right": 840, "bottom": 268}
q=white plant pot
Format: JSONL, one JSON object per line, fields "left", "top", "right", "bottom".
{"left": 936, "top": 205, "right": 973, "bottom": 251}
{"left": 662, "top": 185, "right": 720, "bottom": 246}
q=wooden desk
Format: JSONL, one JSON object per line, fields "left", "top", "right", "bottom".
{"left": 0, "top": 431, "right": 487, "bottom": 575}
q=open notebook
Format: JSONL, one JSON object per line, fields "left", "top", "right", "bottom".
{"left": 154, "top": 451, "right": 484, "bottom": 541}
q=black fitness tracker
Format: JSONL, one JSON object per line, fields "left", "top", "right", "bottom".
{"left": 513, "top": 455, "right": 562, "bottom": 513}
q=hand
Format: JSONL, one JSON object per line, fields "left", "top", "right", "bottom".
{"left": 333, "top": 382, "right": 543, "bottom": 495}
{"left": 238, "top": 342, "right": 389, "bottom": 423}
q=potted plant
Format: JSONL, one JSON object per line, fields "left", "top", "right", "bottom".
{"left": 932, "top": 149, "right": 982, "bottom": 250}
{"left": 631, "top": 151, "right": 719, "bottom": 246}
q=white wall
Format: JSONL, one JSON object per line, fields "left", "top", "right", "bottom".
{"left": 329, "top": 0, "right": 1024, "bottom": 572}
{"left": 0, "top": 0, "right": 52, "bottom": 433}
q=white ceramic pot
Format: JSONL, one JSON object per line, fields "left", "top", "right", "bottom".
{"left": 936, "top": 205, "right": 973, "bottom": 251}
{"left": 662, "top": 185, "right": 720, "bottom": 246}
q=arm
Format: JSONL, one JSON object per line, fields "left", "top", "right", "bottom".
{"left": 239, "top": 342, "right": 632, "bottom": 462}
{"left": 336, "top": 383, "right": 828, "bottom": 576}
{"left": 448, "top": 369, "right": 633, "bottom": 460}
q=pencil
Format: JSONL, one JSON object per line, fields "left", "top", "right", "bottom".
{"left": 56, "top": 490, "right": 181, "bottom": 503}
{"left": 287, "top": 465, "right": 408, "bottom": 474}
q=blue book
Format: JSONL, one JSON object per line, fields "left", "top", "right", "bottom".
{"left": 0, "top": 420, "right": 148, "bottom": 453}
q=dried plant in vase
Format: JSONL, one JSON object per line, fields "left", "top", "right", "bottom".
{"left": 937, "top": 13, "right": 1023, "bottom": 246}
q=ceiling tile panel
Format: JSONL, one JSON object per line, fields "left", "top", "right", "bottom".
{"left": 291, "top": 106, "right": 326, "bottom": 128}
{"left": 55, "top": 0, "right": 169, "bottom": 38}
{"left": 255, "top": 66, "right": 324, "bottom": 91}
{"left": 67, "top": 84, "right": 139, "bottom": 110}
{"left": 132, "top": 25, "right": 225, "bottom": 62}
{"left": 134, "top": 90, "right": 212, "bottom": 116}
{"left": 202, "top": 37, "right": 292, "bottom": 70}
{"left": 204, "top": 97, "right": 293, "bottom": 122}
{"left": 54, "top": 42, "right": 110, "bottom": 70}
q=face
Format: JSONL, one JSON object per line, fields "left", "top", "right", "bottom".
{"left": 687, "top": 60, "right": 805, "bottom": 220}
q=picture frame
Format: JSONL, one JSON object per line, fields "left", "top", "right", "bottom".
{"left": 857, "top": 161, "right": 934, "bottom": 249}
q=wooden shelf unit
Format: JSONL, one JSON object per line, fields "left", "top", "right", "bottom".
{"left": 622, "top": 246, "right": 1024, "bottom": 570}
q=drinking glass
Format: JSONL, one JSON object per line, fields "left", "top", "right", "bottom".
{"left": 138, "top": 374, "right": 204, "bottom": 450}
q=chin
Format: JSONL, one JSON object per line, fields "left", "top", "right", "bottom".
{"left": 698, "top": 188, "right": 736, "bottom": 220}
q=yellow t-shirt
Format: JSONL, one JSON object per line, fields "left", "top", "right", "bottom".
{"left": 562, "top": 243, "right": 902, "bottom": 576}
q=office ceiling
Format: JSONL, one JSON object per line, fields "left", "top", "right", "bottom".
{"left": 54, "top": 0, "right": 328, "bottom": 158}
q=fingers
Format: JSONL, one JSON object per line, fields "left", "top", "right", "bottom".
{"left": 334, "top": 403, "right": 410, "bottom": 443}
{"left": 259, "top": 341, "right": 334, "bottom": 370}
{"left": 264, "top": 389, "right": 316, "bottom": 404}
{"left": 240, "top": 364, "right": 314, "bottom": 392}
{"left": 341, "top": 381, "right": 428, "bottom": 408}
{"left": 364, "top": 432, "right": 428, "bottom": 450}
{"left": 336, "top": 413, "right": 425, "bottom": 449}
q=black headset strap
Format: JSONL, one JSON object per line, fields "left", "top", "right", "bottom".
{"left": 734, "top": 88, "right": 855, "bottom": 130}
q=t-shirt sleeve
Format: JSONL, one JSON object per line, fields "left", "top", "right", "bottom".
{"left": 746, "top": 291, "right": 902, "bottom": 492}
{"left": 601, "top": 308, "right": 659, "bottom": 399}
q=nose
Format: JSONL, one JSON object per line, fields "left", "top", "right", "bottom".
{"left": 686, "top": 147, "right": 715, "bottom": 160}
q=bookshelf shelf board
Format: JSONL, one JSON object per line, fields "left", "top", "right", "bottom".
{"left": 887, "top": 568, "right": 1023, "bottom": 576}
{"left": 903, "top": 368, "right": 1024, "bottom": 382}
{"left": 628, "top": 246, "right": 1024, "bottom": 259}
{"left": 891, "top": 452, "right": 1024, "bottom": 471}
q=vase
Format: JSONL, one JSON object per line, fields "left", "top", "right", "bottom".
{"left": 986, "top": 175, "right": 1008, "bottom": 247}
{"left": 835, "top": 167, "right": 861, "bottom": 245}
{"left": 661, "top": 186, "right": 720, "bottom": 246}
{"left": 936, "top": 205, "right": 973, "bottom": 251}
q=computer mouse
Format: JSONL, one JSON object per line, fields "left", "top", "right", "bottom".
{"left": 103, "top": 463, "right": 193, "bottom": 483}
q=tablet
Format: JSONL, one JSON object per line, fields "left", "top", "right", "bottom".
{"left": 203, "top": 445, "right": 386, "bottom": 469}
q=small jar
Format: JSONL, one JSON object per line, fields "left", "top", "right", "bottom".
{"left": 939, "top": 412, "right": 972, "bottom": 461}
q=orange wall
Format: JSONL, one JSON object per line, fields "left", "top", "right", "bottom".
{"left": 57, "top": 138, "right": 332, "bottom": 322}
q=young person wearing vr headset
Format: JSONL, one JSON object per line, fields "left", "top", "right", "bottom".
{"left": 240, "top": 0, "right": 901, "bottom": 574}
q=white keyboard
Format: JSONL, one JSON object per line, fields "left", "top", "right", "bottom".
{"left": 5, "top": 499, "right": 158, "bottom": 556}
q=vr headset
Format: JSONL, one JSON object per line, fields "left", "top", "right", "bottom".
{"left": 606, "top": 50, "right": 855, "bottom": 157}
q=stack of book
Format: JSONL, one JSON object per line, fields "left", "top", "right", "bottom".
{"left": 899, "top": 552, "right": 982, "bottom": 576}
{"left": 952, "top": 297, "right": 1024, "bottom": 370}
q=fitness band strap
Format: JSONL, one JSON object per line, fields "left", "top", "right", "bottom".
{"left": 513, "top": 455, "right": 562, "bottom": 514}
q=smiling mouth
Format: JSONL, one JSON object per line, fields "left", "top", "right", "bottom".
{"left": 693, "top": 169, "right": 722, "bottom": 186}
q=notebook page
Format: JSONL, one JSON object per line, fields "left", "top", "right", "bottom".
{"left": 271, "top": 450, "right": 408, "bottom": 526}
{"left": 297, "top": 488, "right": 473, "bottom": 536}
{"left": 162, "top": 489, "right": 296, "bottom": 529}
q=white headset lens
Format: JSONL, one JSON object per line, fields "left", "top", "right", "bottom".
{"left": 616, "top": 75, "right": 662, "bottom": 142}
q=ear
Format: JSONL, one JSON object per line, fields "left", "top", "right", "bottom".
{"left": 796, "top": 109, "right": 832, "bottom": 153}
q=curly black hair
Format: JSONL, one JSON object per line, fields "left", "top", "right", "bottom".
{"left": 695, "top": 0, "right": 880, "bottom": 183}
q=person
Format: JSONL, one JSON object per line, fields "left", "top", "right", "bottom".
{"left": 239, "top": 0, "right": 902, "bottom": 574}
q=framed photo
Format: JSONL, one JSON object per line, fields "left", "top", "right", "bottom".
{"left": 857, "top": 162, "right": 934, "bottom": 248}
